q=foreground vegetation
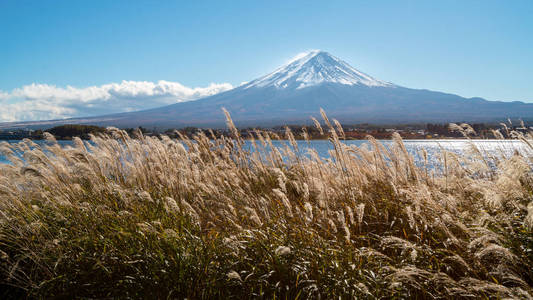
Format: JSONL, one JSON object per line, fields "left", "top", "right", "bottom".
{"left": 0, "top": 110, "right": 532, "bottom": 298}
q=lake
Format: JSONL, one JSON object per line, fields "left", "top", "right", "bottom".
{"left": 0, "top": 139, "right": 529, "bottom": 167}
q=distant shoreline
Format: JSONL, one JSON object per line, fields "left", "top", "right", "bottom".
{"left": 1, "top": 121, "right": 524, "bottom": 141}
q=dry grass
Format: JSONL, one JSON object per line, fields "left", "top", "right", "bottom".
{"left": 0, "top": 111, "right": 532, "bottom": 298}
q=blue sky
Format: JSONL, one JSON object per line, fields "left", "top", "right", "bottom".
{"left": 1, "top": 0, "right": 532, "bottom": 121}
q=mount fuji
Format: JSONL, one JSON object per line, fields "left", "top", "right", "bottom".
{"left": 4, "top": 50, "right": 533, "bottom": 128}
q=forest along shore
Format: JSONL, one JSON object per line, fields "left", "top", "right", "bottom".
{"left": 0, "top": 122, "right": 526, "bottom": 140}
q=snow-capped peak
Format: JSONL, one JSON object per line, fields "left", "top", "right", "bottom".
{"left": 243, "top": 50, "right": 393, "bottom": 90}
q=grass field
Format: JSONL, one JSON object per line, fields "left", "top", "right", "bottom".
{"left": 0, "top": 111, "right": 532, "bottom": 298}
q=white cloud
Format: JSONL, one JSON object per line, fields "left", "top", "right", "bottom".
{"left": 0, "top": 80, "right": 233, "bottom": 122}
{"left": 0, "top": 90, "right": 9, "bottom": 101}
{"left": 286, "top": 49, "right": 319, "bottom": 64}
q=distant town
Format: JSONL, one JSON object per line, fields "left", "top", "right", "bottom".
{"left": 0, "top": 122, "right": 528, "bottom": 140}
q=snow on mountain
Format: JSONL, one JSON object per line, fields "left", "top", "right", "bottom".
{"left": 242, "top": 50, "right": 393, "bottom": 90}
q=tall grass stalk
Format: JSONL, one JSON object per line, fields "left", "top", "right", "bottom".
{"left": 0, "top": 112, "right": 532, "bottom": 298}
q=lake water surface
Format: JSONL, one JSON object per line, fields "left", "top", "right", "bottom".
{"left": 0, "top": 139, "right": 529, "bottom": 166}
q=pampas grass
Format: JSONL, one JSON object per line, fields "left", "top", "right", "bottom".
{"left": 0, "top": 111, "right": 532, "bottom": 298}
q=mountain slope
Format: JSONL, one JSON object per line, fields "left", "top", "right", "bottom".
{"left": 2, "top": 50, "right": 533, "bottom": 129}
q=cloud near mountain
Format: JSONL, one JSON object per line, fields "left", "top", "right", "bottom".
{"left": 0, "top": 80, "right": 233, "bottom": 122}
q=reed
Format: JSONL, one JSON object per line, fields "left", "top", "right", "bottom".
{"left": 0, "top": 112, "right": 532, "bottom": 298}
